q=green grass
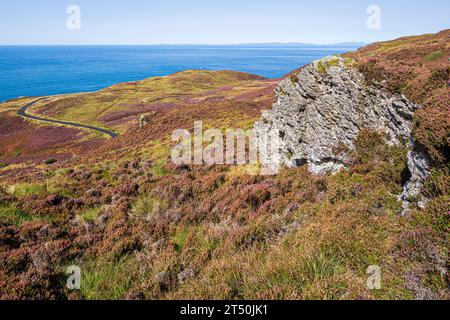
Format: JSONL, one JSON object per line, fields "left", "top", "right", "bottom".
{"left": 10, "top": 149, "right": 22, "bottom": 157}
{"left": 80, "top": 256, "right": 138, "bottom": 300}
{"left": 79, "top": 207, "right": 102, "bottom": 222}
{"left": 343, "top": 57, "right": 355, "bottom": 68}
{"left": 0, "top": 162, "right": 8, "bottom": 169}
{"left": 0, "top": 204, "right": 31, "bottom": 226}
{"left": 44, "top": 158, "right": 57, "bottom": 165}
{"left": 7, "top": 183, "right": 46, "bottom": 196}
{"left": 132, "top": 194, "right": 167, "bottom": 217}
{"left": 424, "top": 50, "right": 444, "bottom": 62}
{"left": 326, "top": 58, "right": 340, "bottom": 68}
{"left": 143, "top": 140, "right": 171, "bottom": 177}
{"left": 45, "top": 176, "right": 75, "bottom": 199}
{"left": 316, "top": 61, "right": 326, "bottom": 74}
{"left": 302, "top": 246, "right": 344, "bottom": 282}
{"left": 151, "top": 159, "right": 169, "bottom": 177}
{"left": 172, "top": 228, "right": 188, "bottom": 253}
{"left": 374, "top": 36, "right": 431, "bottom": 52}
{"left": 316, "top": 57, "right": 341, "bottom": 74}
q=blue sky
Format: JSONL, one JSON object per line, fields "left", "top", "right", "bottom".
{"left": 0, "top": 0, "right": 449, "bottom": 45}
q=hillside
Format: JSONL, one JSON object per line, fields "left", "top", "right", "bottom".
{"left": 0, "top": 31, "right": 448, "bottom": 300}
{"left": 346, "top": 30, "right": 449, "bottom": 167}
{"left": 0, "top": 71, "right": 276, "bottom": 178}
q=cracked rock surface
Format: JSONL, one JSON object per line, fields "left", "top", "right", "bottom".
{"left": 255, "top": 56, "right": 429, "bottom": 207}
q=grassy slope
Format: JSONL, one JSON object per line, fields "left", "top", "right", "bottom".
{"left": 0, "top": 32, "right": 449, "bottom": 300}
{"left": 0, "top": 71, "right": 275, "bottom": 168}
{"left": 31, "top": 70, "right": 273, "bottom": 132}
{"left": 0, "top": 103, "right": 95, "bottom": 168}
{"left": 345, "top": 29, "right": 449, "bottom": 166}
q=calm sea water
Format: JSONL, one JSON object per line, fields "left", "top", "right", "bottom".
{"left": 0, "top": 45, "right": 360, "bottom": 102}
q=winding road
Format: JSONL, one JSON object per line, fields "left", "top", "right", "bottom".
{"left": 17, "top": 98, "right": 118, "bottom": 138}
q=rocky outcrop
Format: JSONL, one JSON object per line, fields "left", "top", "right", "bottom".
{"left": 255, "top": 56, "right": 430, "bottom": 209}
{"left": 401, "top": 149, "right": 430, "bottom": 209}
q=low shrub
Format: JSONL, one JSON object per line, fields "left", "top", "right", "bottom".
{"left": 44, "top": 158, "right": 58, "bottom": 165}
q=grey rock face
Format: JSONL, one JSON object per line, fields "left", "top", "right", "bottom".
{"left": 255, "top": 56, "right": 429, "bottom": 209}
{"left": 400, "top": 148, "right": 430, "bottom": 210}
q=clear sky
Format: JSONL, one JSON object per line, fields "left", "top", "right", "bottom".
{"left": 1, "top": 0, "right": 449, "bottom": 45}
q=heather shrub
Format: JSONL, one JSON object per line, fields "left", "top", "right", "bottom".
{"left": 347, "top": 31, "right": 449, "bottom": 168}
{"left": 351, "top": 129, "right": 409, "bottom": 189}
{"left": 353, "top": 129, "right": 388, "bottom": 163}
{"left": 412, "top": 197, "right": 450, "bottom": 234}
{"left": 423, "top": 168, "right": 450, "bottom": 197}
{"left": 114, "top": 182, "right": 139, "bottom": 197}
{"left": 240, "top": 183, "right": 271, "bottom": 211}
{"left": 414, "top": 103, "right": 449, "bottom": 166}
{"left": 109, "top": 236, "right": 143, "bottom": 262}
{"left": 395, "top": 215, "right": 448, "bottom": 299}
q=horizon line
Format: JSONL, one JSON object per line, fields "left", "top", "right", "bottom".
{"left": 0, "top": 42, "right": 368, "bottom": 47}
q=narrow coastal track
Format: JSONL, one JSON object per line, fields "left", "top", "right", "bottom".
{"left": 17, "top": 98, "right": 118, "bottom": 138}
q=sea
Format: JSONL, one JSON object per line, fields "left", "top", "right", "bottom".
{"left": 0, "top": 45, "right": 362, "bottom": 102}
